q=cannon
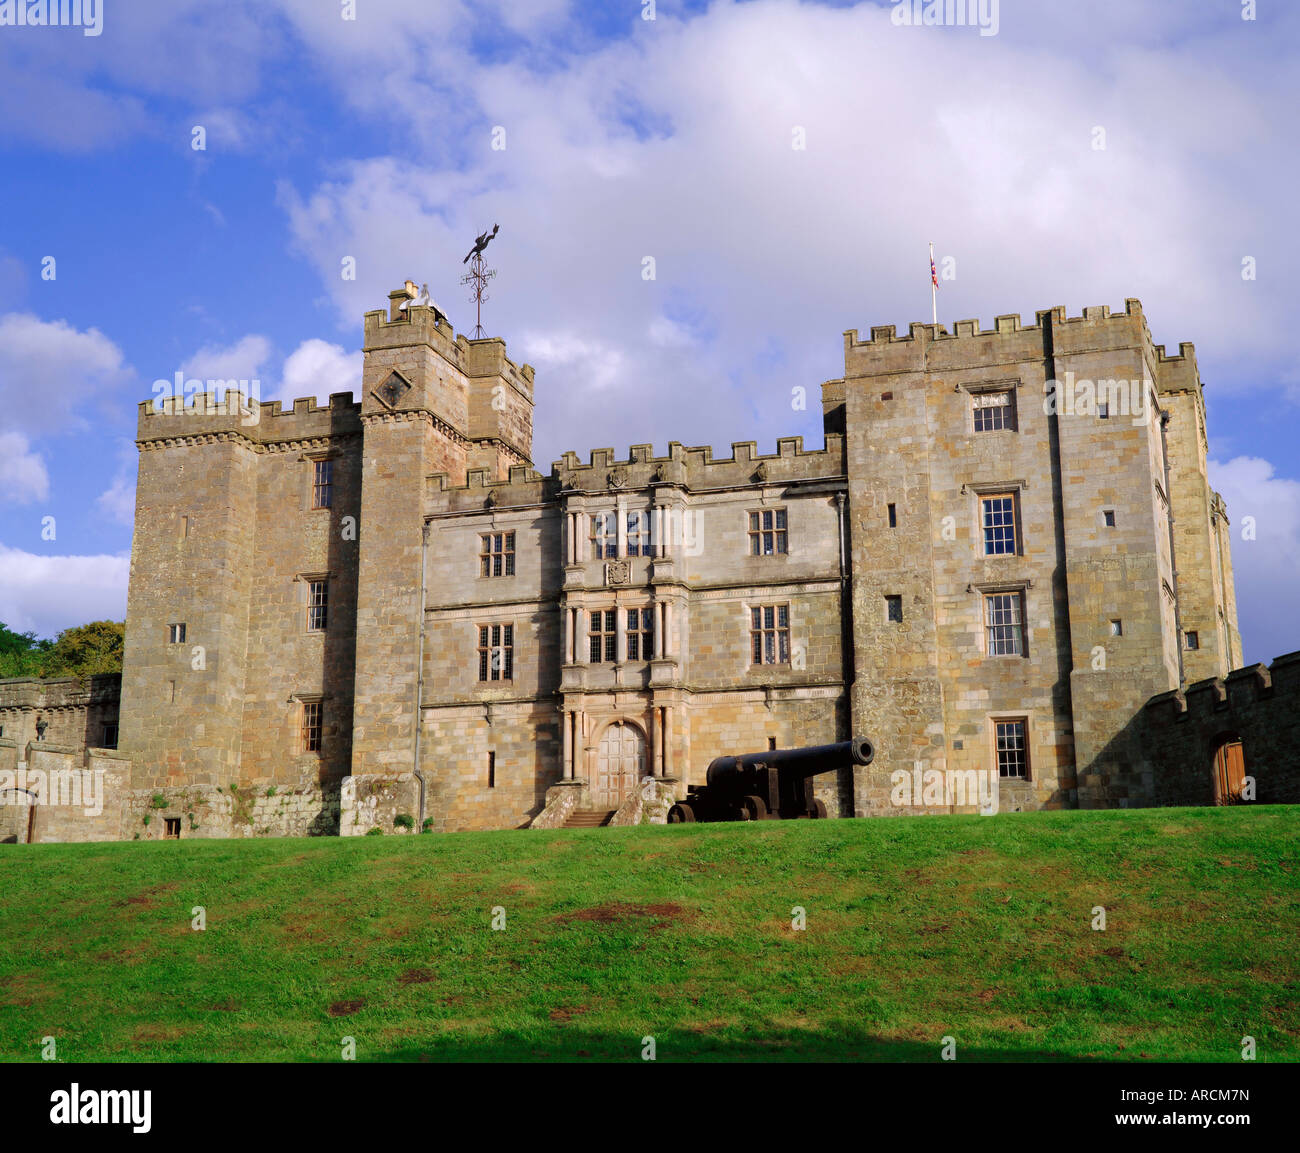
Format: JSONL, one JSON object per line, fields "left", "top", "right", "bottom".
{"left": 667, "top": 735, "right": 875, "bottom": 823}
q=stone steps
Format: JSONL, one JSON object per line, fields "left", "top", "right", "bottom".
{"left": 564, "top": 809, "right": 616, "bottom": 828}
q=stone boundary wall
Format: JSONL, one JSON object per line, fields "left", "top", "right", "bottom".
{"left": 0, "top": 674, "right": 121, "bottom": 758}
{"left": 339, "top": 774, "right": 421, "bottom": 836}
{"left": 1141, "top": 651, "right": 1300, "bottom": 807}
{"left": 123, "top": 783, "right": 341, "bottom": 841}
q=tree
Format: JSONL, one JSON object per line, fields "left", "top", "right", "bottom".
{"left": 0, "top": 620, "right": 124, "bottom": 679}
{"left": 43, "top": 621, "right": 126, "bottom": 677}
{"left": 0, "top": 624, "right": 51, "bottom": 679}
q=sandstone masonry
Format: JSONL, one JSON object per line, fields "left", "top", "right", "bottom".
{"left": 4, "top": 290, "right": 1291, "bottom": 844}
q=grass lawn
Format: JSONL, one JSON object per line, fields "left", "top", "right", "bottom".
{"left": 0, "top": 805, "right": 1295, "bottom": 1062}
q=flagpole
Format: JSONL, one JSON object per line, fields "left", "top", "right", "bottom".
{"left": 929, "top": 241, "right": 937, "bottom": 325}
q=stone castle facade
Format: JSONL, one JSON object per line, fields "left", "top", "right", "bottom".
{"left": 4, "top": 287, "right": 1298, "bottom": 842}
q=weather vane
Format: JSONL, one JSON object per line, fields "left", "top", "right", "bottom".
{"left": 460, "top": 223, "right": 499, "bottom": 338}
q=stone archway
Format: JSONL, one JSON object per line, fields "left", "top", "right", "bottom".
{"left": 593, "top": 722, "right": 646, "bottom": 810}
{"left": 1211, "top": 734, "right": 1246, "bottom": 805}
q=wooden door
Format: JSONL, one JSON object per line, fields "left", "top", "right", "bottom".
{"left": 594, "top": 723, "right": 645, "bottom": 810}
{"left": 1213, "top": 740, "right": 1245, "bottom": 804}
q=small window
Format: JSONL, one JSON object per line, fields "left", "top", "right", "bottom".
{"left": 880, "top": 391, "right": 893, "bottom": 401}
{"left": 163, "top": 817, "right": 181, "bottom": 840}
{"left": 1184, "top": 630, "right": 1200, "bottom": 651}
{"left": 1110, "top": 619, "right": 1123, "bottom": 637}
{"left": 312, "top": 458, "right": 333, "bottom": 509}
{"left": 768, "top": 737, "right": 777, "bottom": 751}
{"left": 590, "top": 512, "right": 618, "bottom": 559}
{"left": 750, "top": 604, "right": 790, "bottom": 665}
{"left": 589, "top": 610, "right": 617, "bottom": 663}
{"left": 301, "top": 700, "right": 323, "bottom": 752}
{"left": 981, "top": 494, "right": 1018, "bottom": 556}
{"left": 748, "top": 509, "right": 788, "bottom": 556}
{"left": 994, "top": 719, "right": 1029, "bottom": 779}
{"left": 1103, "top": 509, "right": 1116, "bottom": 527}
{"left": 972, "top": 390, "right": 1015, "bottom": 432}
{"left": 307, "top": 580, "right": 328, "bottom": 631}
{"left": 885, "top": 595, "right": 903, "bottom": 623}
{"left": 887, "top": 503, "right": 897, "bottom": 528}
{"left": 488, "top": 751, "right": 496, "bottom": 789}
{"left": 478, "top": 624, "right": 514, "bottom": 681}
{"left": 985, "top": 592, "right": 1024, "bottom": 656}
{"left": 1098, "top": 402, "right": 1110, "bottom": 420}
{"left": 626, "top": 608, "right": 654, "bottom": 661}
{"left": 626, "top": 511, "right": 652, "bottom": 557}
{"left": 101, "top": 722, "right": 119, "bottom": 749}
{"left": 480, "top": 532, "right": 516, "bottom": 577}
{"left": 168, "top": 623, "right": 187, "bottom": 644}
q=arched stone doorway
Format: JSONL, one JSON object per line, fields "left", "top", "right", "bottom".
{"left": 1211, "top": 735, "right": 1246, "bottom": 805}
{"left": 593, "top": 722, "right": 646, "bottom": 810}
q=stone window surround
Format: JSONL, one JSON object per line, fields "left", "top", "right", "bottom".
{"left": 747, "top": 506, "right": 789, "bottom": 557}
{"left": 968, "top": 580, "right": 1032, "bottom": 659}
{"left": 965, "top": 482, "right": 1025, "bottom": 557}
{"left": 480, "top": 530, "right": 516, "bottom": 577}
{"left": 477, "top": 621, "right": 515, "bottom": 682}
{"left": 746, "top": 601, "right": 792, "bottom": 667}
{"left": 293, "top": 572, "right": 335, "bottom": 634}
{"left": 989, "top": 713, "right": 1031, "bottom": 781}
{"left": 960, "top": 377, "right": 1020, "bottom": 434}
{"left": 290, "top": 692, "right": 326, "bottom": 755}
{"left": 569, "top": 498, "right": 670, "bottom": 564}
{"left": 302, "top": 448, "right": 342, "bottom": 512}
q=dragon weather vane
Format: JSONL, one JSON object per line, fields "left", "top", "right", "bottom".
{"left": 460, "top": 223, "right": 499, "bottom": 338}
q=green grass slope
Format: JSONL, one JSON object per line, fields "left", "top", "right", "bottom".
{"left": 0, "top": 806, "right": 1295, "bottom": 1062}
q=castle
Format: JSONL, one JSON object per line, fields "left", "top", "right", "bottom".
{"left": 3, "top": 287, "right": 1298, "bottom": 843}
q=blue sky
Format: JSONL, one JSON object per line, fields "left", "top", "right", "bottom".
{"left": 0, "top": 0, "right": 1297, "bottom": 667}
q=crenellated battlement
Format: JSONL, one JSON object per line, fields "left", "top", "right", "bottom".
{"left": 1146, "top": 651, "right": 1300, "bottom": 724}
{"left": 551, "top": 434, "right": 842, "bottom": 491}
{"left": 424, "top": 434, "right": 846, "bottom": 513}
{"left": 837, "top": 298, "right": 1193, "bottom": 386}
{"left": 362, "top": 306, "right": 535, "bottom": 402}
{"left": 843, "top": 299, "right": 1150, "bottom": 351}
{"left": 1138, "top": 650, "right": 1300, "bottom": 806}
{"left": 136, "top": 390, "right": 362, "bottom": 446}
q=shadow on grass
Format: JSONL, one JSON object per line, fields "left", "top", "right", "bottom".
{"left": 364, "top": 1029, "right": 1114, "bottom": 1063}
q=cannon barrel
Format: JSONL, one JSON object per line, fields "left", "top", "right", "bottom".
{"left": 705, "top": 736, "right": 874, "bottom": 790}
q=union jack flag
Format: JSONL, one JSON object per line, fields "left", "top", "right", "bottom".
{"left": 930, "top": 253, "right": 939, "bottom": 289}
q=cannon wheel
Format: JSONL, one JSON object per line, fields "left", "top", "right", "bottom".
{"left": 808, "top": 799, "right": 827, "bottom": 819}
{"left": 668, "top": 803, "right": 696, "bottom": 824}
{"left": 742, "top": 795, "right": 769, "bottom": 821}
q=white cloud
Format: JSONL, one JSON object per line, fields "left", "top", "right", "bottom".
{"left": 278, "top": 339, "right": 362, "bottom": 406}
{"left": 1209, "top": 456, "right": 1300, "bottom": 666}
{"left": 179, "top": 334, "right": 272, "bottom": 399}
{"left": 0, "top": 433, "right": 49, "bottom": 505}
{"left": 518, "top": 332, "right": 626, "bottom": 393}
{"left": 94, "top": 440, "right": 139, "bottom": 528}
{"left": 95, "top": 475, "right": 135, "bottom": 527}
{"left": 0, "top": 313, "right": 133, "bottom": 438}
{"left": 278, "top": 0, "right": 1300, "bottom": 480}
{"left": 0, "top": 545, "right": 129, "bottom": 637}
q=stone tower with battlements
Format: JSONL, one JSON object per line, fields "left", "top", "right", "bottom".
{"left": 117, "top": 286, "right": 535, "bottom": 801}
